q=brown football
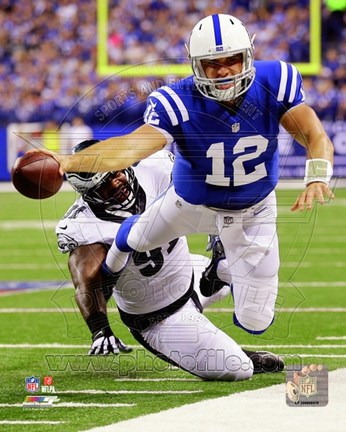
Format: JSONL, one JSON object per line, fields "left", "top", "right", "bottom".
{"left": 11, "top": 153, "right": 63, "bottom": 199}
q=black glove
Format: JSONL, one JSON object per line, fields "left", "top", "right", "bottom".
{"left": 88, "top": 328, "right": 133, "bottom": 355}
{"left": 86, "top": 312, "right": 132, "bottom": 355}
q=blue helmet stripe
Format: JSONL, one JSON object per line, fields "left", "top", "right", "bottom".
{"left": 212, "top": 14, "right": 223, "bottom": 48}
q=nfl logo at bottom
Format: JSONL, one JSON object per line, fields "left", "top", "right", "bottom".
{"left": 42, "top": 376, "right": 56, "bottom": 393}
{"left": 25, "top": 376, "right": 40, "bottom": 393}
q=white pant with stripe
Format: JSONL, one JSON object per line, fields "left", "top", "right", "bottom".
{"left": 125, "top": 186, "right": 279, "bottom": 334}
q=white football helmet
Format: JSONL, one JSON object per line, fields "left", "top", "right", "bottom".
{"left": 187, "top": 14, "right": 255, "bottom": 101}
{"left": 66, "top": 140, "right": 137, "bottom": 210}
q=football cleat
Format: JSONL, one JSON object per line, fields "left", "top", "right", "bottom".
{"left": 115, "top": 337, "right": 133, "bottom": 353}
{"left": 199, "top": 235, "right": 229, "bottom": 297}
{"left": 243, "top": 349, "right": 285, "bottom": 374}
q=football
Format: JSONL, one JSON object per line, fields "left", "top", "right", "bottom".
{"left": 11, "top": 153, "right": 64, "bottom": 199}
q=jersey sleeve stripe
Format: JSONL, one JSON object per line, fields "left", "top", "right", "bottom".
{"left": 288, "top": 64, "right": 298, "bottom": 103}
{"left": 150, "top": 91, "right": 178, "bottom": 126}
{"left": 300, "top": 87, "right": 306, "bottom": 101}
{"left": 161, "top": 86, "right": 190, "bottom": 122}
{"left": 277, "top": 60, "right": 288, "bottom": 102}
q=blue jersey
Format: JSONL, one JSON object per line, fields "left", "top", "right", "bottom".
{"left": 143, "top": 60, "right": 305, "bottom": 210}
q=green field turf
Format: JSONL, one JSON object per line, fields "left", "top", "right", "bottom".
{"left": 1, "top": 188, "right": 345, "bottom": 431}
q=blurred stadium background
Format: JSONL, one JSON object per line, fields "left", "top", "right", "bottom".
{"left": 1, "top": 2, "right": 346, "bottom": 431}
{"left": 0, "top": 0, "right": 346, "bottom": 181}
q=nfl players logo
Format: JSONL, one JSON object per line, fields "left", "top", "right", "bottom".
{"left": 231, "top": 122, "right": 240, "bottom": 133}
{"left": 42, "top": 376, "right": 56, "bottom": 393}
{"left": 43, "top": 376, "right": 53, "bottom": 386}
{"left": 25, "top": 376, "right": 40, "bottom": 393}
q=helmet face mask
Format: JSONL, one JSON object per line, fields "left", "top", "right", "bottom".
{"left": 187, "top": 14, "right": 256, "bottom": 101}
{"left": 65, "top": 139, "right": 138, "bottom": 211}
{"left": 66, "top": 168, "right": 137, "bottom": 211}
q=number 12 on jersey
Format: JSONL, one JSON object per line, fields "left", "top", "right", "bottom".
{"left": 206, "top": 136, "right": 269, "bottom": 187}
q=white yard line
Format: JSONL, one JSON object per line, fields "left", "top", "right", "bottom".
{"left": 0, "top": 403, "right": 135, "bottom": 408}
{"left": 57, "top": 390, "right": 203, "bottom": 395}
{"left": 0, "top": 221, "right": 58, "bottom": 229}
{"left": 0, "top": 343, "right": 102, "bottom": 348}
{"left": 206, "top": 308, "right": 346, "bottom": 313}
{"left": 84, "top": 368, "right": 346, "bottom": 432}
{"left": 0, "top": 308, "right": 81, "bottom": 313}
{"left": 316, "top": 336, "right": 346, "bottom": 340}
{"left": 291, "top": 354, "right": 346, "bottom": 358}
{"left": 115, "top": 378, "right": 201, "bottom": 382}
{"left": 242, "top": 344, "right": 346, "bottom": 349}
{"left": 0, "top": 421, "right": 65, "bottom": 424}
{"left": 0, "top": 343, "right": 95, "bottom": 348}
{"left": 0, "top": 281, "right": 345, "bottom": 296}
{"left": 0, "top": 343, "right": 345, "bottom": 349}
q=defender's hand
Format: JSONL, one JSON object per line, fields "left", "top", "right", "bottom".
{"left": 88, "top": 329, "right": 132, "bottom": 355}
{"left": 88, "top": 331, "right": 120, "bottom": 355}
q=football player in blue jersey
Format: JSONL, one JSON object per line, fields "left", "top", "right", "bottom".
{"left": 30, "top": 14, "right": 334, "bottom": 336}
{"left": 57, "top": 141, "right": 284, "bottom": 377}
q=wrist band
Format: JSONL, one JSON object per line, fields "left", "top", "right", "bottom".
{"left": 304, "top": 159, "right": 333, "bottom": 186}
{"left": 86, "top": 312, "right": 111, "bottom": 337}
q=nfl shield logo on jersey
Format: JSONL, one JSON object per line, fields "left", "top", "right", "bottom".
{"left": 25, "top": 376, "right": 40, "bottom": 393}
{"left": 231, "top": 122, "right": 240, "bottom": 133}
{"left": 223, "top": 216, "right": 234, "bottom": 225}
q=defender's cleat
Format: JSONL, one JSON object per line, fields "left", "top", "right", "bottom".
{"left": 199, "top": 235, "right": 229, "bottom": 297}
{"left": 243, "top": 349, "right": 285, "bottom": 374}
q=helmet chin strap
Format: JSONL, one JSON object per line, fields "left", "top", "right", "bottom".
{"left": 209, "top": 79, "right": 241, "bottom": 101}
{"left": 198, "top": 61, "right": 256, "bottom": 102}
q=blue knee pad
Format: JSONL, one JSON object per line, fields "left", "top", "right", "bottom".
{"left": 115, "top": 215, "right": 139, "bottom": 252}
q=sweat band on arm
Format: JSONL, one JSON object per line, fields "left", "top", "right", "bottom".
{"left": 86, "top": 312, "right": 111, "bottom": 337}
{"left": 304, "top": 159, "right": 333, "bottom": 186}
